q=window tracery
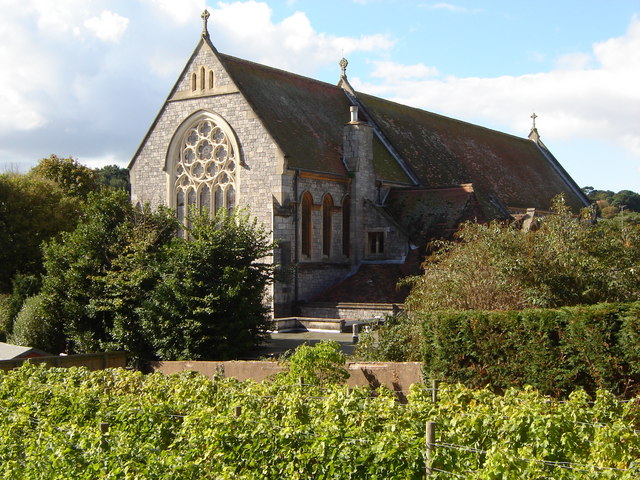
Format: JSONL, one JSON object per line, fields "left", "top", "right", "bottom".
{"left": 174, "top": 117, "right": 237, "bottom": 229}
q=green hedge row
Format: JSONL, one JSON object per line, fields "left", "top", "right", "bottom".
{"left": 422, "top": 302, "right": 640, "bottom": 397}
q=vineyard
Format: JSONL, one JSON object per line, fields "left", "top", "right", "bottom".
{"left": 1, "top": 363, "right": 639, "bottom": 479}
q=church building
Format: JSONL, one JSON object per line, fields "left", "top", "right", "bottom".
{"left": 129, "top": 11, "right": 589, "bottom": 319}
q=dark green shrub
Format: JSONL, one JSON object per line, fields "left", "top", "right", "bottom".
{"left": 355, "top": 313, "right": 423, "bottom": 361}
{"left": 422, "top": 302, "right": 640, "bottom": 397}
{"left": 8, "top": 294, "right": 61, "bottom": 352}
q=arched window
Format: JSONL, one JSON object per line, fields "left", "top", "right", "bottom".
{"left": 199, "top": 184, "right": 211, "bottom": 214}
{"left": 301, "top": 192, "right": 313, "bottom": 258}
{"left": 169, "top": 113, "right": 239, "bottom": 228}
{"left": 200, "top": 66, "right": 205, "bottom": 90}
{"left": 322, "top": 194, "right": 333, "bottom": 257}
{"left": 191, "top": 73, "right": 197, "bottom": 91}
{"left": 342, "top": 195, "right": 351, "bottom": 257}
{"left": 209, "top": 70, "right": 214, "bottom": 89}
{"left": 177, "top": 190, "right": 185, "bottom": 237}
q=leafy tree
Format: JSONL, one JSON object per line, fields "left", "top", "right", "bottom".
{"left": 405, "top": 195, "right": 640, "bottom": 313}
{"left": 611, "top": 189, "right": 640, "bottom": 212}
{"left": 38, "top": 189, "right": 176, "bottom": 356}
{"left": 141, "top": 209, "right": 274, "bottom": 360}
{"left": 600, "top": 204, "right": 619, "bottom": 219}
{"left": 36, "top": 196, "right": 273, "bottom": 363}
{"left": 0, "top": 173, "right": 81, "bottom": 292}
{"left": 96, "top": 164, "right": 130, "bottom": 192}
{"left": 0, "top": 294, "right": 10, "bottom": 341}
{"left": 584, "top": 188, "right": 614, "bottom": 203}
{"left": 30, "top": 155, "right": 97, "bottom": 199}
{"left": 4, "top": 274, "right": 42, "bottom": 336}
{"left": 583, "top": 187, "right": 640, "bottom": 215}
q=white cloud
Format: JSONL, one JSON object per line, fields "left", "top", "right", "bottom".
{"left": 370, "top": 60, "right": 439, "bottom": 80}
{"left": 209, "top": 1, "right": 394, "bottom": 75}
{"left": 353, "top": 15, "right": 640, "bottom": 169}
{"left": 80, "top": 153, "right": 127, "bottom": 169}
{"left": 422, "top": 3, "right": 480, "bottom": 14}
{"left": 555, "top": 52, "right": 592, "bottom": 70}
{"left": 0, "top": 9, "right": 53, "bottom": 131}
{"left": 32, "top": 0, "right": 90, "bottom": 37}
{"left": 84, "top": 10, "right": 129, "bottom": 43}
{"left": 142, "top": 0, "right": 204, "bottom": 25}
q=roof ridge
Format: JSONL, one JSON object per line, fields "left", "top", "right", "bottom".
{"left": 218, "top": 52, "right": 343, "bottom": 91}
{"left": 356, "top": 91, "right": 533, "bottom": 144}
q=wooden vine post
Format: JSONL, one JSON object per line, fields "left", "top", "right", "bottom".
{"left": 425, "top": 420, "right": 436, "bottom": 479}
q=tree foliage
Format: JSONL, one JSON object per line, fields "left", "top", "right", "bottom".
{"left": 28, "top": 193, "right": 273, "bottom": 363}
{"left": 30, "top": 155, "right": 98, "bottom": 200}
{"left": 405, "top": 196, "right": 640, "bottom": 313}
{"left": 95, "top": 164, "right": 130, "bottom": 192}
{"left": 584, "top": 186, "right": 640, "bottom": 217}
{"left": 0, "top": 173, "right": 81, "bottom": 292}
{"left": 141, "top": 209, "right": 274, "bottom": 360}
{"left": 38, "top": 189, "right": 176, "bottom": 356}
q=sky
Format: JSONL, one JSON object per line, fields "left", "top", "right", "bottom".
{"left": 1, "top": 0, "right": 639, "bottom": 193}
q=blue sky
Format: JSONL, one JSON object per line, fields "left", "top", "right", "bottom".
{"left": 1, "top": 0, "right": 639, "bottom": 192}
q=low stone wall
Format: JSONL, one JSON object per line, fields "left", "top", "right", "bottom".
{"left": 152, "top": 360, "right": 424, "bottom": 394}
{"left": 273, "top": 317, "right": 345, "bottom": 332}
{"left": 299, "top": 302, "right": 401, "bottom": 320}
{"left": 0, "top": 351, "right": 128, "bottom": 372}
{"left": 152, "top": 360, "right": 283, "bottom": 383}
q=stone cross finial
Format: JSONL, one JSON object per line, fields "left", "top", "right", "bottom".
{"left": 201, "top": 9, "right": 210, "bottom": 38}
{"left": 340, "top": 57, "right": 348, "bottom": 78}
{"left": 531, "top": 112, "right": 538, "bottom": 129}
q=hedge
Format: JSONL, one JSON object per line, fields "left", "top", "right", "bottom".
{"left": 422, "top": 302, "right": 640, "bottom": 397}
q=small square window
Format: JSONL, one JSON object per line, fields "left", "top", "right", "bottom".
{"left": 368, "top": 231, "right": 384, "bottom": 254}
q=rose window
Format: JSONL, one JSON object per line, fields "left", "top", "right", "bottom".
{"left": 175, "top": 118, "right": 237, "bottom": 228}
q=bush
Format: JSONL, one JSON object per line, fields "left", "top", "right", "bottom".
{"left": 405, "top": 195, "right": 640, "bottom": 312}
{"left": 355, "top": 314, "right": 423, "bottom": 362}
{"left": 422, "top": 302, "right": 640, "bottom": 397}
{"left": 278, "top": 340, "right": 349, "bottom": 386}
{"left": 140, "top": 209, "right": 274, "bottom": 361}
{"left": 8, "top": 294, "right": 61, "bottom": 352}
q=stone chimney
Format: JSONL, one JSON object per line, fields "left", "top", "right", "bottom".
{"left": 343, "top": 106, "right": 373, "bottom": 173}
{"left": 343, "top": 105, "right": 375, "bottom": 265}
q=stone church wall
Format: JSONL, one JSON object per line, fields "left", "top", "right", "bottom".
{"left": 131, "top": 42, "right": 286, "bottom": 312}
{"left": 130, "top": 40, "right": 411, "bottom": 318}
{"left": 131, "top": 42, "right": 286, "bottom": 235}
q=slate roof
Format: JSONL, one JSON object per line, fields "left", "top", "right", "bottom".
{"left": 311, "top": 248, "right": 423, "bottom": 304}
{"left": 384, "top": 185, "right": 495, "bottom": 244}
{"left": 356, "top": 93, "right": 588, "bottom": 211}
{"left": 217, "top": 51, "right": 588, "bottom": 211}
{"left": 220, "top": 53, "right": 351, "bottom": 176}
{"left": 0, "top": 342, "right": 50, "bottom": 360}
{"left": 131, "top": 37, "right": 588, "bottom": 213}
